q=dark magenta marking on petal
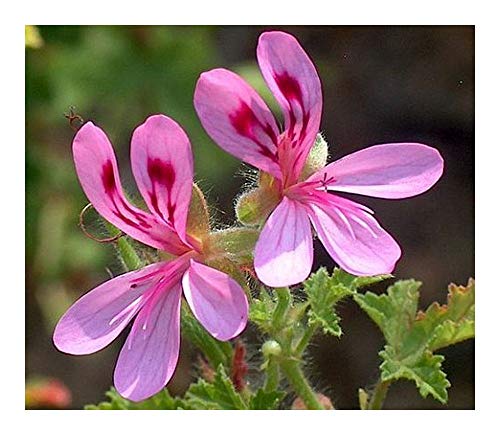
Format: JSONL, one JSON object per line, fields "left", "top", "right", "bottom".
{"left": 147, "top": 158, "right": 177, "bottom": 225}
{"left": 229, "top": 101, "right": 278, "bottom": 163}
{"left": 147, "top": 158, "right": 176, "bottom": 190}
{"left": 274, "top": 71, "right": 310, "bottom": 147}
{"left": 274, "top": 71, "right": 303, "bottom": 104}
{"left": 101, "top": 160, "right": 117, "bottom": 194}
{"left": 101, "top": 159, "right": 153, "bottom": 231}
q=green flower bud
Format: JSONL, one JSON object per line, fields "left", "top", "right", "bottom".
{"left": 235, "top": 186, "right": 280, "bottom": 227}
{"left": 262, "top": 340, "right": 282, "bottom": 358}
{"left": 206, "top": 227, "right": 259, "bottom": 265}
{"left": 300, "top": 133, "right": 329, "bottom": 180}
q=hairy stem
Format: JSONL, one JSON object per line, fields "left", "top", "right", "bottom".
{"left": 294, "top": 324, "right": 317, "bottom": 356}
{"left": 264, "top": 359, "right": 280, "bottom": 392}
{"left": 272, "top": 287, "right": 291, "bottom": 330}
{"left": 280, "top": 359, "right": 324, "bottom": 410}
{"left": 368, "top": 379, "right": 391, "bottom": 410}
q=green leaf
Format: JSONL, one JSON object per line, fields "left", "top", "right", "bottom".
{"left": 354, "top": 279, "right": 475, "bottom": 404}
{"left": 249, "top": 389, "right": 285, "bottom": 410}
{"left": 181, "top": 304, "right": 233, "bottom": 370}
{"left": 249, "top": 287, "right": 276, "bottom": 333}
{"left": 185, "top": 365, "right": 247, "bottom": 410}
{"left": 85, "top": 387, "right": 189, "bottom": 410}
{"left": 304, "top": 267, "right": 389, "bottom": 337}
{"left": 419, "top": 279, "right": 475, "bottom": 352}
{"left": 380, "top": 346, "right": 450, "bottom": 404}
{"left": 354, "top": 279, "right": 421, "bottom": 347}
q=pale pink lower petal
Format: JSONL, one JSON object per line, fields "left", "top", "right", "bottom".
{"left": 309, "top": 143, "right": 444, "bottom": 199}
{"left": 53, "top": 262, "right": 168, "bottom": 355}
{"left": 131, "top": 115, "right": 193, "bottom": 241}
{"left": 114, "top": 283, "right": 182, "bottom": 402}
{"left": 182, "top": 260, "right": 248, "bottom": 341}
{"left": 306, "top": 196, "right": 401, "bottom": 276}
{"left": 254, "top": 197, "right": 313, "bottom": 287}
{"left": 257, "top": 31, "right": 322, "bottom": 186}
{"left": 73, "top": 122, "right": 187, "bottom": 254}
{"left": 194, "top": 68, "right": 282, "bottom": 179}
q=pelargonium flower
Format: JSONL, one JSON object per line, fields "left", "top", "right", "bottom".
{"left": 194, "top": 31, "right": 444, "bottom": 287}
{"left": 53, "top": 115, "right": 248, "bottom": 401}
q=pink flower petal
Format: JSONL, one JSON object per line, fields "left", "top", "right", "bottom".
{"left": 254, "top": 197, "right": 313, "bottom": 287}
{"left": 182, "top": 260, "right": 248, "bottom": 341}
{"left": 72, "top": 122, "right": 187, "bottom": 254}
{"left": 131, "top": 115, "right": 193, "bottom": 241}
{"left": 305, "top": 194, "right": 401, "bottom": 276}
{"left": 53, "top": 262, "right": 168, "bottom": 355}
{"left": 114, "top": 283, "right": 182, "bottom": 402}
{"left": 309, "top": 143, "right": 444, "bottom": 199}
{"left": 257, "top": 31, "right": 322, "bottom": 185}
{"left": 194, "top": 68, "right": 282, "bottom": 179}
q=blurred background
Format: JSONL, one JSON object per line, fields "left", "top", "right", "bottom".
{"left": 25, "top": 25, "right": 474, "bottom": 409}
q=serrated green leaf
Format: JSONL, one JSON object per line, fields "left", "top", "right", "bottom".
{"left": 249, "top": 287, "right": 276, "bottom": 332}
{"left": 249, "top": 389, "right": 285, "bottom": 410}
{"left": 380, "top": 346, "right": 450, "bottom": 404}
{"left": 354, "top": 279, "right": 475, "bottom": 404}
{"left": 185, "top": 365, "right": 247, "bottom": 410}
{"left": 420, "top": 279, "right": 475, "bottom": 351}
{"left": 85, "top": 387, "right": 189, "bottom": 410}
{"left": 354, "top": 280, "right": 421, "bottom": 346}
{"left": 304, "top": 268, "right": 352, "bottom": 336}
{"left": 330, "top": 267, "right": 391, "bottom": 290}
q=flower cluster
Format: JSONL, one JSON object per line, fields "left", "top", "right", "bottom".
{"left": 54, "top": 31, "right": 443, "bottom": 402}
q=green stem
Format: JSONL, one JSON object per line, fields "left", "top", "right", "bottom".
{"left": 272, "top": 287, "right": 291, "bottom": 330}
{"left": 280, "top": 359, "right": 324, "bottom": 410}
{"left": 368, "top": 380, "right": 391, "bottom": 410}
{"left": 264, "top": 359, "right": 280, "bottom": 392}
{"left": 294, "top": 324, "right": 317, "bottom": 356}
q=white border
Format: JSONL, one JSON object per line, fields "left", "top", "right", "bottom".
{"left": 5, "top": 0, "right": 497, "bottom": 432}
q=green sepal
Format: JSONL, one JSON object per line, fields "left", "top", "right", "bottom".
{"left": 300, "top": 133, "right": 329, "bottom": 180}
{"left": 186, "top": 183, "right": 210, "bottom": 239}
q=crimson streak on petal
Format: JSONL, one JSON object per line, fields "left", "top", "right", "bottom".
{"left": 147, "top": 158, "right": 177, "bottom": 226}
{"left": 230, "top": 101, "right": 279, "bottom": 164}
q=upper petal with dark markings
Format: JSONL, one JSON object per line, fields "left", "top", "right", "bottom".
{"left": 131, "top": 115, "right": 194, "bottom": 241}
{"left": 257, "top": 31, "right": 322, "bottom": 185}
{"left": 194, "top": 68, "right": 282, "bottom": 179}
{"left": 72, "top": 122, "right": 187, "bottom": 254}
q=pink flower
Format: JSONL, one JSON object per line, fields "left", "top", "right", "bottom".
{"left": 53, "top": 115, "right": 248, "bottom": 401}
{"left": 194, "top": 31, "right": 444, "bottom": 287}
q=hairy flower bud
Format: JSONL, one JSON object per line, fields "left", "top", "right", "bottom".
{"left": 300, "top": 133, "right": 329, "bottom": 181}
{"left": 262, "top": 340, "right": 282, "bottom": 357}
{"left": 235, "top": 186, "right": 280, "bottom": 227}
